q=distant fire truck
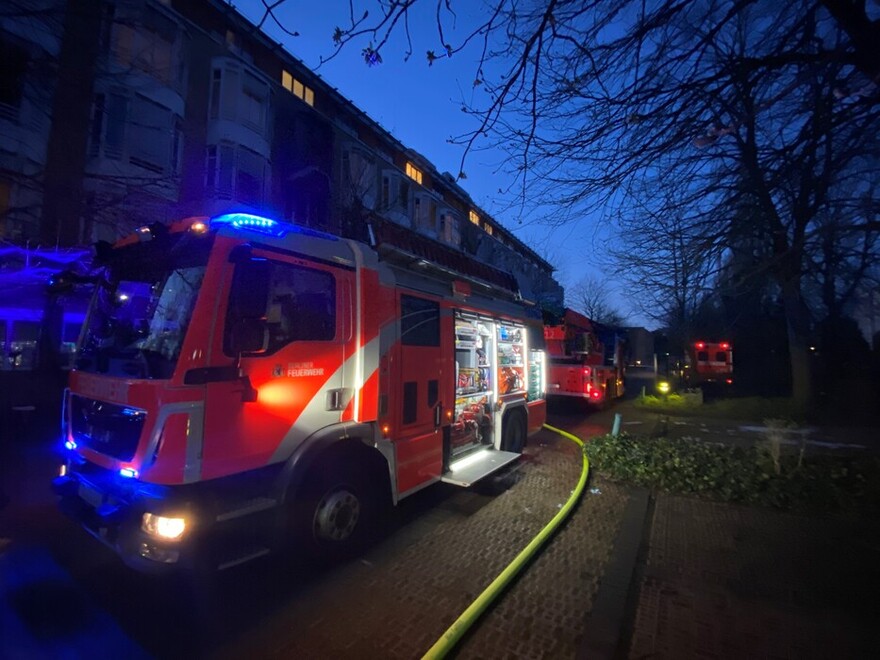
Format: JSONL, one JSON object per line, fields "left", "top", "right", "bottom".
{"left": 53, "top": 214, "right": 547, "bottom": 572}
{"left": 544, "top": 308, "right": 625, "bottom": 405}
{"left": 684, "top": 340, "right": 733, "bottom": 389}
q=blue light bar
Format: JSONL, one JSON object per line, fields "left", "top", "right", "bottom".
{"left": 209, "top": 212, "right": 338, "bottom": 241}
{"left": 121, "top": 407, "right": 145, "bottom": 417}
{"left": 65, "top": 440, "right": 77, "bottom": 450}
{"left": 119, "top": 467, "right": 138, "bottom": 479}
{"left": 210, "top": 213, "right": 289, "bottom": 237}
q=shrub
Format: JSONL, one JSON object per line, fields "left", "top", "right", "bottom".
{"left": 586, "top": 432, "right": 880, "bottom": 517}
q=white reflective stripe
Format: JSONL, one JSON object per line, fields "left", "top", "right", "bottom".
{"left": 142, "top": 401, "right": 205, "bottom": 484}
{"left": 269, "top": 335, "right": 380, "bottom": 463}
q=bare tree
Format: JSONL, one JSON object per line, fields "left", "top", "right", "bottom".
{"left": 287, "top": 0, "right": 880, "bottom": 404}
{"left": 567, "top": 274, "right": 627, "bottom": 326}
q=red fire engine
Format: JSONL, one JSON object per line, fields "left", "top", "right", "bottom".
{"left": 685, "top": 340, "right": 733, "bottom": 388}
{"left": 543, "top": 309, "right": 625, "bottom": 405}
{"left": 53, "top": 213, "right": 547, "bottom": 572}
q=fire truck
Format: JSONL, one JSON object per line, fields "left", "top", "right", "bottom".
{"left": 543, "top": 309, "right": 625, "bottom": 405}
{"left": 684, "top": 340, "right": 733, "bottom": 389}
{"left": 52, "top": 213, "right": 547, "bottom": 572}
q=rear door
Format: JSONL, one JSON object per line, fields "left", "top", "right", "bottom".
{"left": 393, "top": 293, "right": 451, "bottom": 495}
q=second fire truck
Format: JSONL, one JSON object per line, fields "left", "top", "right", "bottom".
{"left": 544, "top": 308, "right": 625, "bottom": 405}
{"left": 53, "top": 213, "right": 547, "bottom": 572}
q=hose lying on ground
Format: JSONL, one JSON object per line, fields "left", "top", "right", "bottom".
{"left": 421, "top": 424, "right": 590, "bottom": 659}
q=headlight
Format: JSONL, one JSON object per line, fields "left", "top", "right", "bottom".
{"left": 657, "top": 381, "right": 671, "bottom": 394}
{"left": 141, "top": 513, "right": 187, "bottom": 541}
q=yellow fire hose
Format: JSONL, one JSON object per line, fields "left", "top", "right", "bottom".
{"left": 422, "top": 424, "right": 590, "bottom": 659}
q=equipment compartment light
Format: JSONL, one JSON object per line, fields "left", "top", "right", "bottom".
{"left": 190, "top": 220, "right": 209, "bottom": 235}
{"left": 119, "top": 467, "right": 138, "bottom": 479}
{"left": 142, "top": 513, "right": 187, "bottom": 541}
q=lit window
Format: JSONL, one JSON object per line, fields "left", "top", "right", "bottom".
{"left": 469, "top": 210, "right": 480, "bottom": 225}
{"left": 405, "top": 162, "right": 423, "bottom": 185}
{"left": 282, "top": 71, "right": 315, "bottom": 107}
{"left": 484, "top": 223, "right": 493, "bottom": 235}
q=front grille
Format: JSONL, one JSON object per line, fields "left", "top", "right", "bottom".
{"left": 70, "top": 395, "right": 146, "bottom": 461}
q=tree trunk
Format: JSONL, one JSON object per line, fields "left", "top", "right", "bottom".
{"left": 780, "top": 278, "right": 813, "bottom": 406}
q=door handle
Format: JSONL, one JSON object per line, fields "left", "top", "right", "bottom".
{"left": 434, "top": 403, "right": 443, "bottom": 427}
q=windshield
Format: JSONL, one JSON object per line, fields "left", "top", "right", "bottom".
{"left": 76, "top": 235, "right": 211, "bottom": 379}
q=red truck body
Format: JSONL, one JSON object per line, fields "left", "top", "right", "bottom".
{"left": 53, "top": 213, "right": 546, "bottom": 572}
{"left": 543, "top": 309, "right": 624, "bottom": 405}
{"left": 685, "top": 340, "right": 734, "bottom": 387}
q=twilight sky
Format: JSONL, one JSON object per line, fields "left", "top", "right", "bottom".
{"left": 234, "top": 0, "right": 637, "bottom": 324}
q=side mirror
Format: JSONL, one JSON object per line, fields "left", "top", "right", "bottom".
{"left": 229, "top": 318, "right": 269, "bottom": 356}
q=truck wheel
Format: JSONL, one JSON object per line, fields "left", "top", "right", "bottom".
{"left": 291, "top": 462, "right": 377, "bottom": 561}
{"left": 501, "top": 410, "right": 527, "bottom": 453}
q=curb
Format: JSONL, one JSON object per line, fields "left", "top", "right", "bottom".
{"left": 578, "top": 486, "right": 650, "bottom": 660}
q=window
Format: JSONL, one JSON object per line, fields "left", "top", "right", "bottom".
{"left": 236, "top": 146, "right": 265, "bottom": 205}
{"left": 88, "top": 92, "right": 128, "bottom": 161}
{"left": 398, "top": 179, "right": 410, "bottom": 209}
{"left": 224, "top": 260, "right": 336, "bottom": 355}
{"left": 0, "top": 40, "right": 27, "bottom": 116}
{"left": 282, "top": 70, "right": 314, "bottom": 107}
{"left": 484, "top": 223, "right": 494, "bottom": 236}
{"left": 210, "top": 65, "right": 269, "bottom": 131}
{"left": 715, "top": 351, "right": 727, "bottom": 362}
{"left": 114, "top": 7, "right": 177, "bottom": 85}
{"left": 381, "top": 175, "right": 390, "bottom": 208}
{"left": 469, "top": 210, "right": 480, "bottom": 226}
{"left": 89, "top": 94, "right": 106, "bottom": 157}
{"left": 0, "top": 180, "right": 10, "bottom": 230}
{"left": 697, "top": 351, "right": 709, "bottom": 362}
{"left": 405, "top": 162, "right": 423, "bottom": 185}
{"left": 440, "top": 213, "right": 460, "bottom": 246}
{"left": 210, "top": 69, "right": 222, "bottom": 119}
{"left": 206, "top": 144, "right": 266, "bottom": 204}
{"left": 241, "top": 71, "right": 267, "bottom": 129}
{"left": 105, "top": 93, "right": 127, "bottom": 159}
{"left": 128, "top": 94, "right": 174, "bottom": 173}
{"left": 401, "top": 295, "right": 439, "bottom": 347}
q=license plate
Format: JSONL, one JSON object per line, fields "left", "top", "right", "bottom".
{"left": 78, "top": 482, "right": 105, "bottom": 509}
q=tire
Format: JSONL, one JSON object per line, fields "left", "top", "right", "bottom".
{"left": 290, "top": 461, "right": 378, "bottom": 562}
{"left": 501, "top": 410, "right": 527, "bottom": 453}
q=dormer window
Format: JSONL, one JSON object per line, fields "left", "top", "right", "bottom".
{"left": 469, "top": 210, "right": 480, "bottom": 225}
{"left": 405, "top": 162, "right": 423, "bottom": 185}
{"left": 282, "top": 70, "right": 314, "bottom": 106}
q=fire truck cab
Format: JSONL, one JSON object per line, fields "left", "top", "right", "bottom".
{"left": 52, "top": 213, "right": 547, "bottom": 572}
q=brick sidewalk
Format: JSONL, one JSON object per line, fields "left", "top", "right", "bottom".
{"left": 627, "top": 494, "right": 880, "bottom": 659}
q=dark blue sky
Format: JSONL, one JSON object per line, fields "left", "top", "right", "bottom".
{"left": 235, "top": 1, "right": 634, "bottom": 323}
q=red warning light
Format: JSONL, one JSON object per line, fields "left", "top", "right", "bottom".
{"left": 720, "top": 342, "right": 730, "bottom": 350}
{"left": 695, "top": 341, "right": 705, "bottom": 349}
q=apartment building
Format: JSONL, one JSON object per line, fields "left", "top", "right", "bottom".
{"left": 1, "top": 0, "right": 562, "bottom": 315}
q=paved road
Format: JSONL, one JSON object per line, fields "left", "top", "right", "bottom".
{"left": 0, "top": 405, "right": 627, "bottom": 659}
{"left": 4, "top": 388, "right": 876, "bottom": 659}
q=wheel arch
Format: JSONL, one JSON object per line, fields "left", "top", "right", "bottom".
{"left": 274, "top": 423, "right": 392, "bottom": 507}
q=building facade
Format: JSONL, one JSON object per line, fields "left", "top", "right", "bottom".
{"left": 1, "top": 0, "right": 563, "bottom": 318}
